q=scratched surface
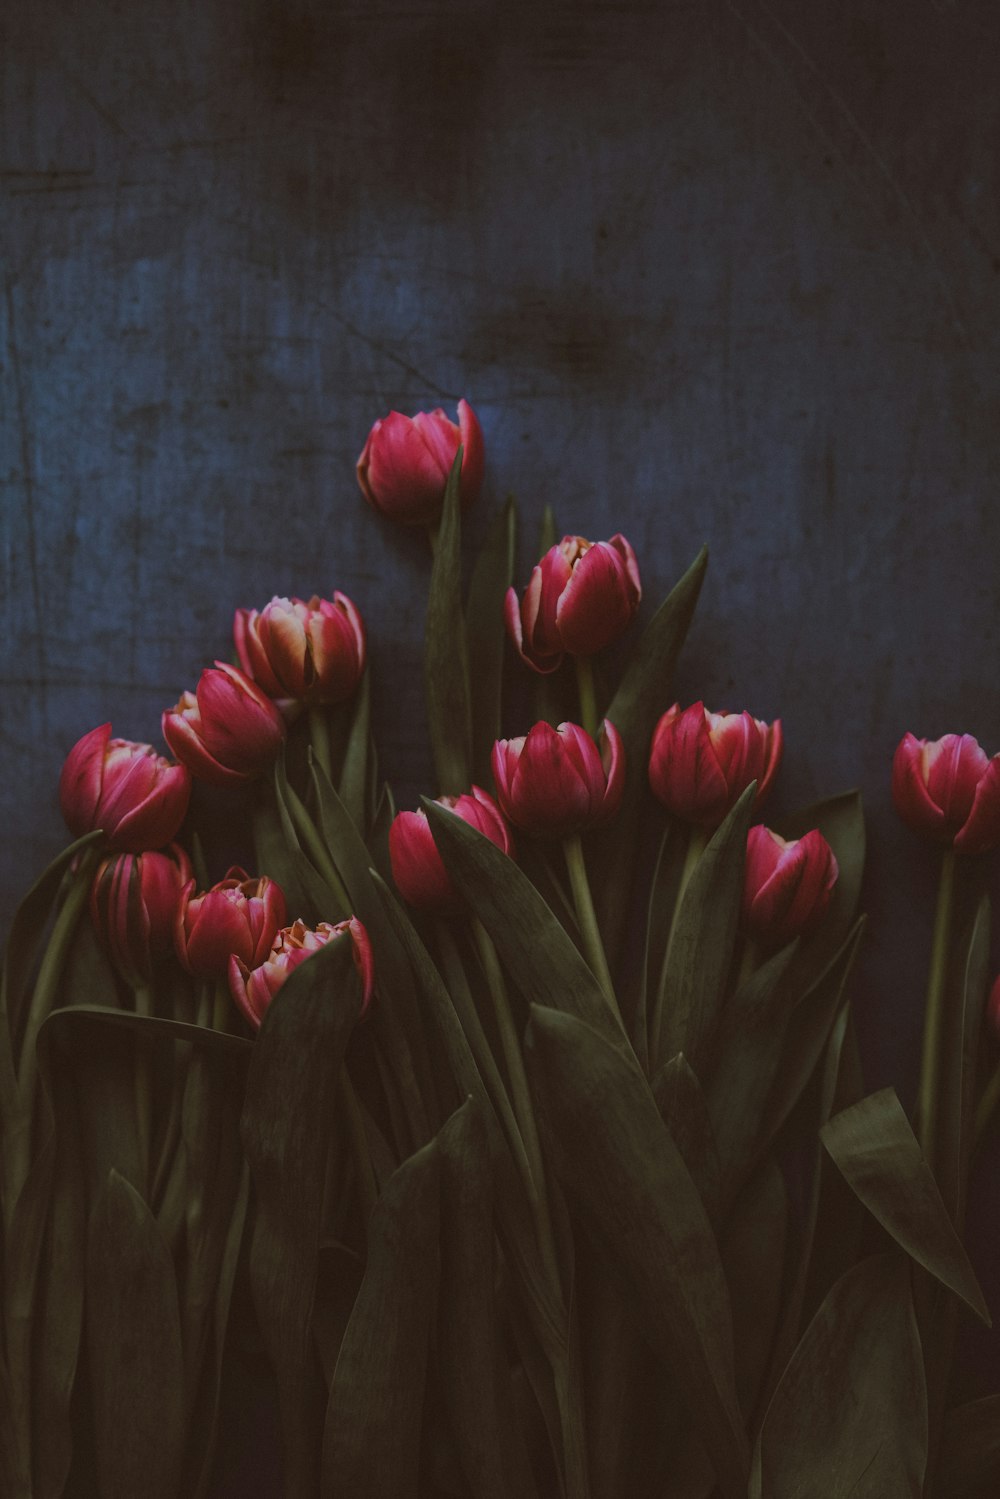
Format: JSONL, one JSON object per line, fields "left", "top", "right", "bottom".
{"left": 3, "top": 0, "right": 1000, "bottom": 1432}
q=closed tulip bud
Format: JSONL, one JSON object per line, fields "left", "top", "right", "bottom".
{"left": 356, "top": 398, "right": 484, "bottom": 527}
{"left": 389, "top": 787, "right": 514, "bottom": 914}
{"left": 162, "top": 662, "right": 286, "bottom": 786}
{"left": 742, "top": 825, "right": 838, "bottom": 951}
{"left": 90, "top": 844, "right": 192, "bottom": 984}
{"left": 504, "top": 534, "right": 641, "bottom": 674}
{"left": 228, "top": 916, "right": 374, "bottom": 1029}
{"left": 234, "top": 592, "right": 366, "bottom": 706}
{"left": 175, "top": 867, "right": 287, "bottom": 978}
{"left": 648, "top": 702, "right": 783, "bottom": 830}
{"left": 492, "top": 719, "right": 625, "bottom": 839}
{"left": 892, "top": 732, "right": 1000, "bottom": 855}
{"left": 59, "top": 723, "right": 191, "bottom": 852}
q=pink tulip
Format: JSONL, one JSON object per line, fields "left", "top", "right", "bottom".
{"left": 162, "top": 662, "right": 286, "bottom": 786}
{"left": 505, "top": 534, "right": 641, "bottom": 674}
{"left": 176, "top": 867, "right": 287, "bottom": 978}
{"left": 648, "top": 702, "right": 783, "bottom": 830}
{"left": 742, "top": 825, "right": 838, "bottom": 951}
{"left": 234, "top": 592, "right": 366, "bottom": 706}
{"left": 492, "top": 719, "right": 625, "bottom": 839}
{"left": 356, "top": 399, "right": 484, "bottom": 527}
{"left": 892, "top": 732, "right": 1000, "bottom": 855}
{"left": 90, "top": 844, "right": 192, "bottom": 983}
{"left": 59, "top": 723, "right": 191, "bottom": 853}
{"left": 228, "top": 916, "right": 374, "bottom": 1029}
{"left": 389, "top": 787, "right": 514, "bottom": 914}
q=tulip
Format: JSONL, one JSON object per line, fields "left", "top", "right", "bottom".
{"left": 162, "top": 662, "right": 286, "bottom": 786}
{"left": 891, "top": 732, "right": 1000, "bottom": 855}
{"left": 176, "top": 867, "right": 287, "bottom": 978}
{"left": 59, "top": 723, "right": 191, "bottom": 852}
{"left": 234, "top": 592, "right": 366, "bottom": 706}
{"left": 648, "top": 702, "right": 783, "bottom": 830}
{"left": 356, "top": 399, "right": 484, "bottom": 527}
{"left": 228, "top": 916, "right": 374, "bottom": 1029}
{"left": 389, "top": 787, "right": 514, "bottom": 914}
{"left": 742, "top": 825, "right": 838, "bottom": 951}
{"left": 90, "top": 844, "right": 192, "bottom": 983}
{"left": 504, "top": 534, "right": 641, "bottom": 674}
{"left": 492, "top": 719, "right": 625, "bottom": 839}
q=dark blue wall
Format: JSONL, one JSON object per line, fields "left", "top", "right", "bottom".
{"left": 3, "top": 0, "right": 1000, "bottom": 1402}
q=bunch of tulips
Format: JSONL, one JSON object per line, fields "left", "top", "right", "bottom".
{"left": 3, "top": 398, "right": 1000, "bottom": 1499}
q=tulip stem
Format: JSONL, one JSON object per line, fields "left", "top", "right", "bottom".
{"left": 975, "top": 1063, "right": 1000, "bottom": 1148}
{"left": 574, "top": 655, "right": 599, "bottom": 739}
{"left": 308, "top": 707, "right": 333, "bottom": 782}
{"left": 563, "top": 835, "right": 617, "bottom": 1009}
{"left": 340, "top": 1063, "right": 379, "bottom": 1234}
{"left": 917, "top": 846, "right": 957, "bottom": 1167}
{"left": 277, "top": 764, "right": 353, "bottom": 917}
{"left": 650, "top": 825, "right": 708, "bottom": 1067}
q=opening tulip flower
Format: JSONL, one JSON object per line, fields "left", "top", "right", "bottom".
{"left": 356, "top": 398, "right": 484, "bottom": 527}
{"left": 228, "top": 916, "right": 374, "bottom": 1029}
{"left": 504, "top": 533, "right": 642, "bottom": 674}
{"left": 389, "top": 787, "right": 514, "bottom": 914}
{"left": 891, "top": 731, "right": 1000, "bottom": 855}
{"left": 90, "top": 844, "right": 192, "bottom": 984}
{"left": 742, "top": 824, "right": 838, "bottom": 951}
{"left": 59, "top": 723, "right": 191, "bottom": 853}
{"left": 162, "top": 662, "right": 286, "bottom": 786}
{"left": 234, "top": 592, "right": 366, "bottom": 706}
{"left": 175, "top": 866, "right": 287, "bottom": 978}
{"left": 492, "top": 719, "right": 625, "bottom": 839}
{"left": 648, "top": 702, "right": 783, "bottom": 830}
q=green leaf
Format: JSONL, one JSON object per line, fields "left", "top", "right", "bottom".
{"left": 252, "top": 782, "right": 334, "bottom": 925}
{"left": 86, "top": 1170, "right": 187, "bottom": 1499}
{"left": 752, "top": 1253, "right": 926, "bottom": 1498}
{"left": 721, "top": 1161, "right": 788, "bottom": 1421}
{"left": 466, "top": 495, "right": 517, "bottom": 786}
{"left": 525, "top": 1005, "right": 749, "bottom": 1499}
{"left": 43, "top": 1003, "right": 251, "bottom": 1057}
{"left": 321, "top": 1136, "right": 441, "bottom": 1499}
{"left": 939, "top": 1394, "right": 1000, "bottom": 1497}
{"left": 274, "top": 751, "right": 350, "bottom": 919}
{"left": 627, "top": 820, "right": 682, "bottom": 1071}
{"left": 537, "top": 502, "right": 557, "bottom": 553}
{"left": 820, "top": 1088, "right": 990, "bottom": 1324}
{"left": 937, "top": 893, "right": 990, "bottom": 1225}
{"left": 337, "top": 665, "right": 373, "bottom": 832}
{"left": 652, "top": 1052, "right": 722, "bottom": 1224}
{"left": 425, "top": 448, "right": 472, "bottom": 793}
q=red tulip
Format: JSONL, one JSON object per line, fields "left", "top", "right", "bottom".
{"left": 389, "top": 787, "right": 514, "bottom": 914}
{"left": 504, "top": 534, "right": 641, "bottom": 674}
{"left": 176, "top": 866, "right": 287, "bottom": 978}
{"left": 234, "top": 592, "right": 366, "bottom": 706}
{"left": 648, "top": 702, "right": 783, "bottom": 829}
{"left": 987, "top": 976, "right": 1000, "bottom": 1044}
{"left": 90, "top": 844, "right": 192, "bottom": 983}
{"left": 228, "top": 916, "right": 374, "bottom": 1029}
{"left": 59, "top": 723, "right": 191, "bottom": 852}
{"left": 357, "top": 398, "right": 484, "bottom": 527}
{"left": 742, "top": 825, "right": 838, "bottom": 951}
{"left": 162, "top": 662, "right": 286, "bottom": 786}
{"left": 892, "top": 732, "right": 1000, "bottom": 855}
{"left": 492, "top": 719, "right": 625, "bottom": 839}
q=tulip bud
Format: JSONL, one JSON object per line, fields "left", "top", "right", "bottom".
{"left": 389, "top": 787, "right": 514, "bottom": 914}
{"left": 648, "top": 702, "right": 783, "bottom": 830}
{"left": 175, "top": 866, "right": 287, "bottom": 978}
{"left": 59, "top": 723, "right": 191, "bottom": 853}
{"left": 492, "top": 719, "right": 625, "bottom": 839}
{"left": 162, "top": 662, "right": 286, "bottom": 786}
{"left": 891, "top": 731, "right": 1000, "bottom": 855}
{"left": 228, "top": 916, "right": 374, "bottom": 1029}
{"left": 356, "top": 399, "right": 484, "bottom": 527}
{"left": 90, "top": 844, "right": 192, "bottom": 984}
{"left": 742, "top": 825, "right": 838, "bottom": 951}
{"left": 234, "top": 592, "right": 366, "bottom": 706}
{"left": 504, "top": 534, "right": 641, "bottom": 674}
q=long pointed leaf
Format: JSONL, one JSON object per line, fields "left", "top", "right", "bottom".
{"left": 426, "top": 449, "right": 472, "bottom": 792}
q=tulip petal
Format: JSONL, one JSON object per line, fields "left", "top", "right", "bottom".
{"left": 925, "top": 734, "right": 989, "bottom": 830}
{"left": 555, "top": 540, "right": 639, "bottom": 656}
{"left": 59, "top": 723, "right": 111, "bottom": 837}
{"left": 891, "top": 734, "right": 951, "bottom": 843}
{"left": 457, "top": 399, "right": 485, "bottom": 509}
{"left": 955, "top": 755, "right": 1000, "bottom": 854}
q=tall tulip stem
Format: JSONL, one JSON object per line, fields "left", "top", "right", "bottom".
{"left": 574, "top": 655, "right": 599, "bottom": 738}
{"left": 650, "top": 825, "right": 708, "bottom": 1065}
{"left": 917, "top": 846, "right": 957, "bottom": 1165}
{"left": 308, "top": 707, "right": 333, "bottom": 782}
{"left": 563, "top": 835, "right": 616, "bottom": 1008}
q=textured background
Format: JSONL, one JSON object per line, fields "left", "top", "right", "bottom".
{"left": 3, "top": 0, "right": 1000, "bottom": 1429}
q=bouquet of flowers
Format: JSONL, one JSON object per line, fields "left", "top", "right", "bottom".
{"left": 2, "top": 398, "right": 999, "bottom": 1498}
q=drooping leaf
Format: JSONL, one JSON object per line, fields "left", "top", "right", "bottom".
{"left": 939, "top": 1393, "right": 1000, "bottom": 1497}
{"left": 425, "top": 449, "right": 472, "bottom": 793}
{"left": 820, "top": 1088, "right": 990, "bottom": 1323}
{"left": 466, "top": 495, "right": 517, "bottom": 786}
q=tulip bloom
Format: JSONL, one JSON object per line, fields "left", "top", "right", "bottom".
{"left": 356, "top": 399, "right": 484, "bottom": 527}
{"left": 176, "top": 867, "right": 287, "bottom": 978}
{"left": 389, "top": 787, "right": 514, "bottom": 914}
{"left": 492, "top": 720, "right": 625, "bottom": 839}
{"left": 59, "top": 723, "right": 191, "bottom": 852}
{"left": 90, "top": 844, "right": 192, "bottom": 984}
{"left": 162, "top": 662, "right": 286, "bottom": 787}
{"left": 891, "top": 732, "right": 1000, "bottom": 855}
{"left": 228, "top": 917, "right": 374, "bottom": 1029}
{"left": 742, "top": 825, "right": 838, "bottom": 951}
{"left": 234, "top": 593, "right": 366, "bottom": 706}
{"left": 505, "top": 534, "right": 642, "bottom": 674}
{"left": 648, "top": 702, "right": 783, "bottom": 830}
